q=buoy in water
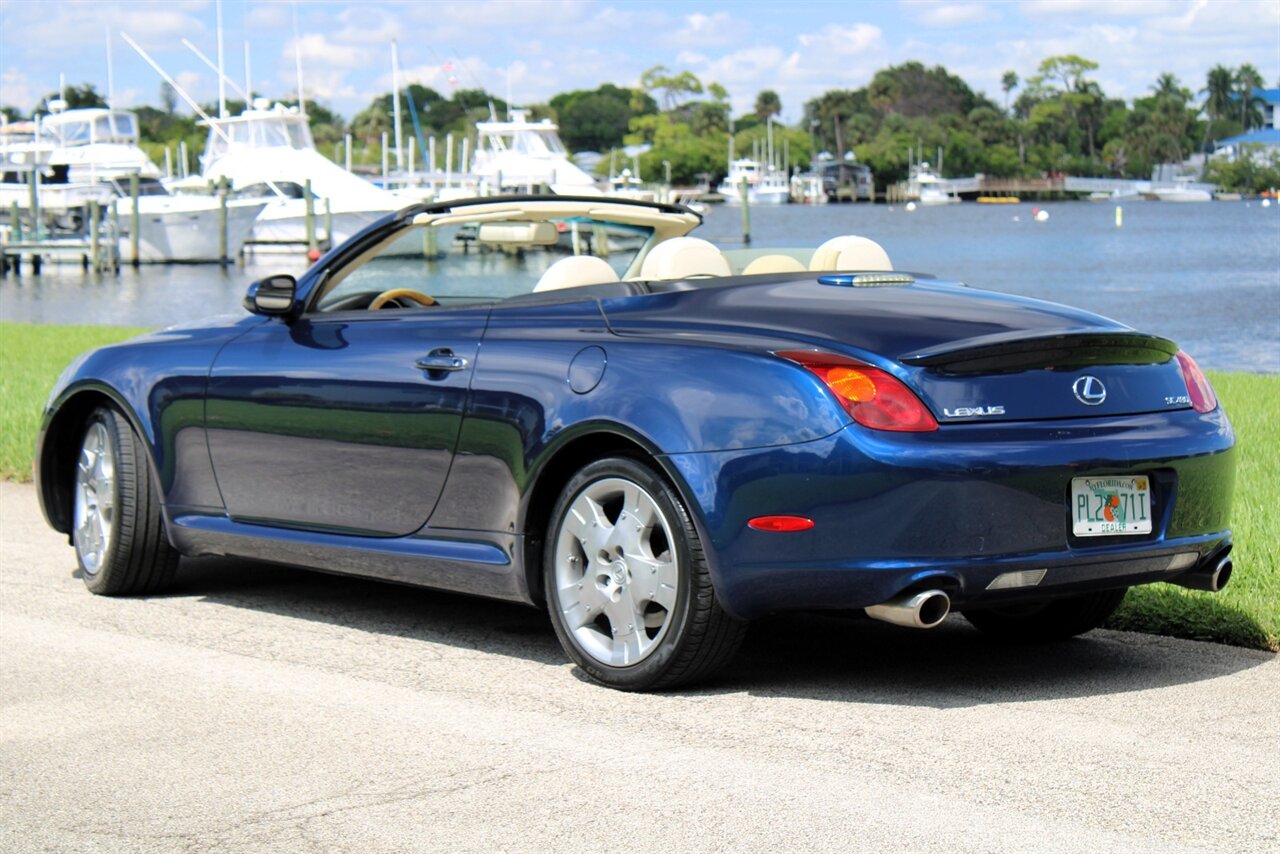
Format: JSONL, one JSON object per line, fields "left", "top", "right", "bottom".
{"left": 905, "top": 201, "right": 917, "bottom": 212}
{"left": 1263, "top": 199, "right": 1273, "bottom": 208}
{"left": 1034, "top": 209, "right": 1050, "bottom": 222}
{"left": 307, "top": 248, "right": 322, "bottom": 261}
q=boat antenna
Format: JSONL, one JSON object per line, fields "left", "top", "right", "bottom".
{"left": 105, "top": 28, "right": 114, "bottom": 108}
{"left": 391, "top": 39, "right": 403, "bottom": 171}
{"left": 121, "top": 31, "right": 286, "bottom": 197}
{"left": 215, "top": 0, "right": 226, "bottom": 118}
{"left": 181, "top": 38, "right": 248, "bottom": 100}
{"left": 291, "top": 0, "right": 306, "bottom": 117}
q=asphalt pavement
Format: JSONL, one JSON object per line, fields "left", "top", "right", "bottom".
{"left": 2, "top": 481, "right": 1277, "bottom": 852}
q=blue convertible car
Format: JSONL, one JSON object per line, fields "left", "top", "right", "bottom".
{"left": 37, "top": 196, "right": 1236, "bottom": 690}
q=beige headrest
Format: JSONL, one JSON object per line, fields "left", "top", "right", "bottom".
{"left": 743, "top": 254, "right": 807, "bottom": 275}
{"left": 808, "top": 235, "right": 893, "bottom": 272}
{"left": 532, "top": 255, "right": 620, "bottom": 293}
{"left": 639, "top": 236, "right": 732, "bottom": 280}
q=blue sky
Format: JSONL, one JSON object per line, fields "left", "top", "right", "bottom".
{"left": 1, "top": 0, "right": 1277, "bottom": 121}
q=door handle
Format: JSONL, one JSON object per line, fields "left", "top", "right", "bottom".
{"left": 415, "top": 351, "right": 468, "bottom": 372}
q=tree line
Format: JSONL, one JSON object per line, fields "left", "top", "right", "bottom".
{"left": 4, "top": 56, "right": 1275, "bottom": 191}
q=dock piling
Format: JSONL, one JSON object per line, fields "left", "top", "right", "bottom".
{"left": 304, "top": 178, "right": 317, "bottom": 255}
{"left": 129, "top": 173, "right": 140, "bottom": 266}
{"left": 89, "top": 200, "right": 101, "bottom": 271}
{"left": 217, "top": 177, "right": 229, "bottom": 265}
{"left": 323, "top": 196, "right": 332, "bottom": 249}
{"left": 739, "top": 178, "right": 751, "bottom": 245}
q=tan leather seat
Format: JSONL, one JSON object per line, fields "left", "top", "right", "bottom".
{"left": 532, "top": 255, "right": 620, "bottom": 293}
{"left": 807, "top": 235, "right": 893, "bottom": 272}
{"left": 743, "top": 254, "right": 807, "bottom": 275}
{"left": 639, "top": 237, "right": 732, "bottom": 280}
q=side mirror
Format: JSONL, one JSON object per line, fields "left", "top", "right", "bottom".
{"left": 243, "top": 275, "right": 298, "bottom": 317}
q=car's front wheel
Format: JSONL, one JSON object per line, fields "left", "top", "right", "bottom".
{"left": 73, "top": 406, "right": 179, "bottom": 596}
{"left": 961, "top": 588, "right": 1128, "bottom": 642}
{"left": 543, "top": 457, "right": 746, "bottom": 691}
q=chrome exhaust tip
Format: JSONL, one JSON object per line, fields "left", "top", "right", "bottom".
{"left": 1172, "top": 556, "right": 1233, "bottom": 593}
{"left": 865, "top": 589, "right": 951, "bottom": 629}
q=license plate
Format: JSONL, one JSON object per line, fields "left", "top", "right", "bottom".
{"left": 1071, "top": 476, "right": 1152, "bottom": 537}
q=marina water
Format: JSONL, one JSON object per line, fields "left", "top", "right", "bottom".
{"left": 2, "top": 200, "right": 1277, "bottom": 373}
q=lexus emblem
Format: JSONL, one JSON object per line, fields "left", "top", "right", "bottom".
{"left": 1072, "top": 375, "right": 1107, "bottom": 406}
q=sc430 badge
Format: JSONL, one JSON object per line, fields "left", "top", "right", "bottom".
{"left": 943, "top": 405, "right": 1006, "bottom": 418}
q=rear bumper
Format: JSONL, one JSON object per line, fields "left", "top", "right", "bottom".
{"left": 662, "top": 407, "right": 1236, "bottom": 619}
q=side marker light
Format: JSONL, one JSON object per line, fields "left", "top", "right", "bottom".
{"left": 748, "top": 515, "right": 816, "bottom": 533}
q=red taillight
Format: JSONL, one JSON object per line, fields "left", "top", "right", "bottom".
{"left": 1174, "top": 351, "right": 1218, "bottom": 413}
{"left": 748, "top": 515, "right": 816, "bottom": 532}
{"left": 777, "top": 350, "right": 938, "bottom": 432}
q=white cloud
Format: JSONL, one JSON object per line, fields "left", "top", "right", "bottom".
{"left": 1, "top": 69, "right": 38, "bottom": 111}
{"left": 244, "top": 1, "right": 291, "bottom": 30}
{"left": 796, "top": 23, "right": 885, "bottom": 56}
{"left": 901, "top": 2, "right": 997, "bottom": 27}
{"left": 666, "top": 12, "right": 749, "bottom": 47}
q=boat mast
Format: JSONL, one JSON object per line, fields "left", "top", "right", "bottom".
{"left": 392, "top": 40, "right": 403, "bottom": 172}
{"left": 215, "top": 0, "right": 226, "bottom": 118}
{"left": 244, "top": 42, "right": 251, "bottom": 102}
{"left": 292, "top": 1, "right": 306, "bottom": 117}
{"left": 105, "top": 28, "right": 114, "bottom": 108}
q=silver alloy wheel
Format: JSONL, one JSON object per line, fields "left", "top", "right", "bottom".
{"left": 551, "top": 477, "right": 680, "bottom": 666}
{"left": 73, "top": 421, "right": 116, "bottom": 575}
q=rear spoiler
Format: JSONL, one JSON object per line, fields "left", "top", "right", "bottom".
{"left": 901, "top": 332, "right": 1179, "bottom": 375}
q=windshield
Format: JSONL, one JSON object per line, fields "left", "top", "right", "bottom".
{"left": 204, "top": 115, "right": 314, "bottom": 162}
{"left": 314, "top": 217, "right": 652, "bottom": 312}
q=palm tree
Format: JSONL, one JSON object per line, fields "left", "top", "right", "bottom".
{"left": 754, "top": 90, "right": 781, "bottom": 122}
{"left": 1001, "top": 70, "right": 1018, "bottom": 114}
{"left": 1235, "top": 64, "right": 1265, "bottom": 129}
{"left": 1199, "top": 65, "right": 1235, "bottom": 152}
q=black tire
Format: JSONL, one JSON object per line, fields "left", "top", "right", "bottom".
{"left": 72, "top": 406, "right": 179, "bottom": 596}
{"left": 962, "top": 587, "right": 1128, "bottom": 642}
{"left": 543, "top": 456, "right": 747, "bottom": 691}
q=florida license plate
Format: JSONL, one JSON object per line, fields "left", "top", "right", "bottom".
{"left": 1071, "top": 476, "right": 1152, "bottom": 537}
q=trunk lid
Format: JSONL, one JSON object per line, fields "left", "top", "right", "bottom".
{"left": 601, "top": 276, "right": 1192, "bottom": 423}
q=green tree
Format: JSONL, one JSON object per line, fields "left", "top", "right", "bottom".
{"left": 1234, "top": 64, "right": 1265, "bottom": 129}
{"left": 1001, "top": 70, "right": 1018, "bottom": 114}
{"left": 39, "top": 82, "right": 107, "bottom": 111}
{"left": 754, "top": 89, "right": 781, "bottom": 121}
{"left": 1200, "top": 64, "right": 1237, "bottom": 150}
{"left": 639, "top": 65, "right": 704, "bottom": 110}
{"left": 550, "top": 83, "right": 655, "bottom": 151}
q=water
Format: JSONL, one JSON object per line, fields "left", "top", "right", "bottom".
{"left": 2, "top": 200, "right": 1277, "bottom": 372}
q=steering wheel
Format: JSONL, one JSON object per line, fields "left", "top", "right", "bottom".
{"left": 369, "top": 288, "right": 437, "bottom": 310}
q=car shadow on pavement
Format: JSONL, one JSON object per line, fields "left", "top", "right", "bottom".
{"left": 166, "top": 555, "right": 1271, "bottom": 707}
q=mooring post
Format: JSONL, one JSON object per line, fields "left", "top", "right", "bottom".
{"left": 89, "top": 199, "right": 100, "bottom": 272}
{"left": 129, "top": 173, "right": 140, "bottom": 266}
{"left": 109, "top": 199, "right": 120, "bottom": 272}
{"left": 9, "top": 201, "right": 21, "bottom": 241}
{"left": 423, "top": 224, "right": 438, "bottom": 259}
{"left": 304, "top": 178, "right": 317, "bottom": 255}
{"left": 28, "top": 169, "right": 40, "bottom": 240}
{"left": 217, "top": 177, "right": 229, "bottom": 266}
{"left": 739, "top": 178, "right": 751, "bottom": 245}
{"left": 323, "top": 196, "right": 333, "bottom": 249}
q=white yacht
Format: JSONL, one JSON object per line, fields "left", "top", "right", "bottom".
{"left": 2, "top": 108, "right": 265, "bottom": 261}
{"left": 1148, "top": 177, "right": 1213, "bottom": 203}
{"left": 472, "top": 110, "right": 601, "bottom": 195}
{"left": 184, "top": 102, "right": 402, "bottom": 245}
{"left": 909, "top": 162, "right": 961, "bottom": 206}
{"left": 717, "top": 159, "right": 790, "bottom": 206}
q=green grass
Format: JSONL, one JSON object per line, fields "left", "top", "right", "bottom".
{"left": 1, "top": 321, "right": 1276, "bottom": 651}
{"left": 1107, "top": 371, "right": 1280, "bottom": 652}
{"left": 0, "top": 322, "right": 149, "bottom": 480}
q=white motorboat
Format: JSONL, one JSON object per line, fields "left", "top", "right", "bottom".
{"left": 1148, "top": 178, "right": 1213, "bottom": 203}
{"left": 4, "top": 107, "right": 267, "bottom": 261}
{"left": 909, "top": 163, "right": 961, "bottom": 205}
{"left": 187, "top": 102, "right": 402, "bottom": 245}
{"left": 472, "top": 109, "right": 601, "bottom": 195}
{"left": 718, "top": 159, "right": 789, "bottom": 206}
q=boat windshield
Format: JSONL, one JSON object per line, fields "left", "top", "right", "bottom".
{"left": 203, "top": 115, "right": 314, "bottom": 162}
{"left": 41, "top": 111, "right": 139, "bottom": 146}
{"left": 490, "top": 128, "right": 567, "bottom": 157}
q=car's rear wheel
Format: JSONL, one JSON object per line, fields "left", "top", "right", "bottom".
{"left": 543, "top": 457, "right": 746, "bottom": 691}
{"left": 73, "top": 406, "right": 179, "bottom": 596}
{"left": 961, "top": 588, "right": 1128, "bottom": 642}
